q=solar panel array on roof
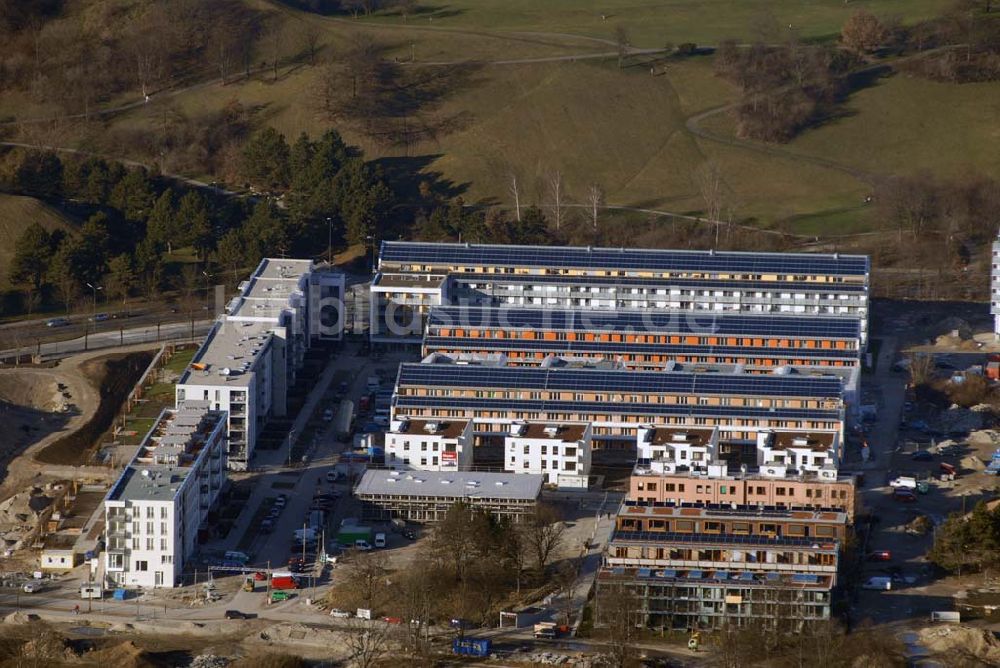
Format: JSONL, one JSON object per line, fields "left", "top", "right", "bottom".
{"left": 381, "top": 241, "right": 870, "bottom": 276}
{"left": 396, "top": 363, "right": 843, "bottom": 398}
{"left": 427, "top": 306, "right": 861, "bottom": 339}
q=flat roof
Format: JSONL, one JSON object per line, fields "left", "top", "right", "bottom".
{"left": 427, "top": 306, "right": 861, "bottom": 340}
{"left": 253, "top": 258, "right": 315, "bottom": 281}
{"left": 511, "top": 422, "right": 589, "bottom": 442}
{"left": 392, "top": 419, "right": 469, "bottom": 439}
{"left": 396, "top": 362, "right": 844, "bottom": 399}
{"left": 770, "top": 431, "right": 838, "bottom": 451}
{"left": 107, "top": 407, "right": 224, "bottom": 503}
{"left": 642, "top": 427, "right": 717, "bottom": 447}
{"left": 355, "top": 469, "right": 543, "bottom": 501}
{"left": 179, "top": 320, "right": 272, "bottom": 387}
{"left": 381, "top": 242, "right": 870, "bottom": 277}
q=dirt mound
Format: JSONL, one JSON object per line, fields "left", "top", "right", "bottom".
{"left": 934, "top": 317, "right": 974, "bottom": 342}
{"left": 919, "top": 625, "right": 1000, "bottom": 664}
{"left": 87, "top": 640, "right": 163, "bottom": 668}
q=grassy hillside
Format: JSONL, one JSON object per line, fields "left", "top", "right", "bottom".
{"left": 345, "top": 0, "right": 951, "bottom": 45}
{"left": 31, "top": 0, "right": 996, "bottom": 237}
{"left": 0, "top": 195, "right": 77, "bottom": 286}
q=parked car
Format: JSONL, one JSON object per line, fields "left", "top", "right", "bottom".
{"left": 21, "top": 582, "right": 41, "bottom": 593}
{"left": 893, "top": 489, "right": 918, "bottom": 503}
{"left": 330, "top": 609, "right": 352, "bottom": 618}
{"left": 322, "top": 408, "right": 334, "bottom": 422}
{"left": 274, "top": 494, "right": 287, "bottom": 507}
{"left": 260, "top": 519, "right": 274, "bottom": 533}
{"left": 382, "top": 616, "right": 403, "bottom": 624}
{"left": 46, "top": 318, "right": 69, "bottom": 327}
{"left": 355, "top": 540, "right": 373, "bottom": 551}
{"left": 911, "top": 450, "right": 934, "bottom": 462}
{"left": 225, "top": 610, "right": 249, "bottom": 620}
{"left": 862, "top": 576, "right": 892, "bottom": 591}
{"left": 88, "top": 313, "right": 109, "bottom": 322}
{"left": 325, "top": 471, "right": 339, "bottom": 483}
{"left": 867, "top": 550, "right": 892, "bottom": 562}
{"left": 402, "top": 529, "right": 417, "bottom": 540}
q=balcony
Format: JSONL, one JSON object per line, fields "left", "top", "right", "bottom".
{"left": 604, "top": 556, "right": 837, "bottom": 575}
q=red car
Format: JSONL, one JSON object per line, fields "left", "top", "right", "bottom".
{"left": 253, "top": 571, "right": 268, "bottom": 581}
{"left": 867, "top": 550, "right": 892, "bottom": 562}
{"left": 382, "top": 616, "right": 403, "bottom": 624}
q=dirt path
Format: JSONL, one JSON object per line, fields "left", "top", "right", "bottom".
{"left": 0, "top": 343, "right": 165, "bottom": 501}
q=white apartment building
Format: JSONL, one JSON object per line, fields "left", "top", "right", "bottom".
{"left": 176, "top": 259, "right": 345, "bottom": 469}
{"left": 384, "top": 418, "right": 474, "bottom": 471}
{"left": 372, "top": 242, "right": 870, "bottom": 346}
{"left": 505, "top": 422, "right": 592, "bottom": 489}
{"left": 636, "top": 426, "right": 720, "bottom": 470}
{"left": 104, "top": 404, "right": 227, "bottom": 589}
{"left": 756, "top": 430, "right": 840, "bottom": 480}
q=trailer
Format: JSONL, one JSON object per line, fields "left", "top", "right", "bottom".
{"left": 337, "top": 526, "right": 372, "bottom": 546}
{"left": 270, "top": 571, "right": 300, "bottom": 590}
{"left": 335, "top": 399, "right": 355, "bottom": 441}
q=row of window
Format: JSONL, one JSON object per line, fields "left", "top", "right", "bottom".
{"left": 635, "top": 481, "right": 850, "bottom": 500}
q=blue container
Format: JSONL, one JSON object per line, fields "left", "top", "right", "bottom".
{"left": 113, "top": 588, "right": 129, "bottom": 601}
{"left": 452, "top": 637, "right": 491, "bottom": 657}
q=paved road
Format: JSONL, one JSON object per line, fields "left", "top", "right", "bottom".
{"left": 0, "top": 320, "right": 213, "bottom": 360}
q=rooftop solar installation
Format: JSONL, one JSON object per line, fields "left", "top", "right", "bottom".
{"left": 396, "top": 363, "right": 843, "bottom": 398}
{"left": 393, "top": 396, "right": 843, "bottom": 422}
{"left": 449, "top": 272, "right": 869, "bottom": 293}
{"left": 424, "top": 337, "right": 859, "bottom": 361}
{"left": 380, "top": 241, "right": 870, "bottom": 276}
{"left": 427, "top": 306, "right": 862, "bottom": 339}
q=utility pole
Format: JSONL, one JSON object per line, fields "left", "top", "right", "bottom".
{"left": 85, "top": 282, "right": 102, "bottom": 351}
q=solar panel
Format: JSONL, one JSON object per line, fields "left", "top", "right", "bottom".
{"left": 427, "top": 306, "right": 862, "bottom": 340}
{"left": 611, "top": 531, "right": 821, "bottom": 548}
{"left": 715, "top": 571, "right": 730, "bottom": 580}
{"left": 381, "top": 241, "right": 870, "bottom": 276}
{"left": 792, "top": 574, "right": 820, "bottom": 584}
{"left": 637, "top": 568, "right": 652, "bottom": 578}
{"left": 766, "top": 572, "right": 781, "bottom": 581}
{"left": 740, "top": 572, "right": 755, "bottom": 582}
{"left": 396, "top": 363, "right": 844, "bottom": 398}
{"left": 688, "top": 570, "right": 703, "bottom": 579}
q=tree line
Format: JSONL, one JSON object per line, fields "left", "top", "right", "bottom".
{"left": 0, "top": 127, "right": 398, "bottom": 317}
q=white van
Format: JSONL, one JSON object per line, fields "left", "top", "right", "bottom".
{"left": 355, "top": 540, "right": 372, "bottom": 551}
{"left": 374, "top": 533, "right": 386, "bottom": 548}
{"left": 889, "top": 476, "right": 917, "bottom": 490}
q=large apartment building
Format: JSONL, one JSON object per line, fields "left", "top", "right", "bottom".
{"left": 103, "top": 404, "right": 227, "bottom": 589}
{"left": 423, "top": 306, "right": 862, "bottom": 371}
{"left": 371, "top": 242, "right": 870, "bottom": 345}
{"left": 391, "top": 359, "right": 846, "bottom": 451}
{"left": 991, "top": 234, "right": 1000, "bottom": 338}
{"left": 176, "top": 259, "right": 345, "bottom": 469}
{"left": 597, "top": 501, "right": 847, "bottom": 630}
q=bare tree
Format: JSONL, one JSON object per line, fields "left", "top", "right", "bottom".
{"left": 508, "top": 171, "right": 522, "bottom": 222}
{"left": 342, "top": 618, "right": 395, "bottom": 668}
{"left": 553, "top": 559, "right": 580, "bottom": 625}
{"left": 343, "top": 550, "right": 390, "bottom": 610}
{"left": 303, "top": 25, "right": 321, "bottom": 66}
{"left": 587, "top": 183, "right": 604, "bottom": 230}
{"left": 596, "top": 582, "right": 641, "bottom": 668}
{"left": 907, "top": 353, "right": 935, "bottom": 387}
{"left": 524, "top": 503, "right": 566, "bottom": 572}
{"left": 615, "top": 25, "right": 630, "bottom": 69}
{"left": 213, "top": 23, "right": 238, "bottom": 84}
{"left": 267, "top": 18, "right": 284, "bottom": 82}
{"left": 547, "top": 170, "right": 565, "bottom": 230}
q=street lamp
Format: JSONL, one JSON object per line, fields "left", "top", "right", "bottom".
{"left": 85, "top": 282, "right": 102, "bottom": 350}
{"left": 326, "top": 217, "right": 333, "bottom": 263}
{"left": 366, "top": 235, "right": 376, "bottom": 276}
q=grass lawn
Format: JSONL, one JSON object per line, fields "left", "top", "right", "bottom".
{"left": 66, "top": 0, "right": 992, "bottom": 237}
{"left": 346, "top": 0, "right": 950, "bottom": 45}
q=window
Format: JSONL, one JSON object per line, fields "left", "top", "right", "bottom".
{"left": 776, "top": 487, "right": 786, "bottom": 496}
{"left": 161, "top": 555, "right": 173, "bottom": 564}
{"left": 704, "top": 521, "right": 722, "bottom": 534}
{"left": 523, "top": 445, "right": 530, "bottom": 455}
{"left": 136, "top": 560, "right": 148, "bottom": 571}
{"left": 146, "top": 538, "right": 153, "bottom": 550}
{"left": 146, "top": 522, "right": 154, "bottom": 535}
{"left": 675, "top": 520, "right": 695, "bottom": 533}
{"left": 647, "top": 483, "right": 657, "bottom": 492}
{"left": 160, "top": 522, "right": 167, "bottom": 535}
{"left": 732, "top": 522, "right": 750, "bottom": 535}
{"left": 160, "top": 507, "right": 168, "bottom": 519}
{"left": 160, "top": 538, "right": 167, "bottom": 551}
{"left": 541, "top": 446, "right": 547, "bottom": 455}
{"left": 146, "top": 507, "right": 154, "bottom": 519}
{"left": 132, "top": 538, "right": 139, "bottom": 549}
{"left": 815, "top": 526, "right": 835, "bottom": 537}
{"left": 665, "top": 483, "right": 676, "bottom": 492}
{"left": 756, "top": 486, "right": 765, "bottom": 495}
{"left": 720, "top": 486, "right": 727, "bottom": 494}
